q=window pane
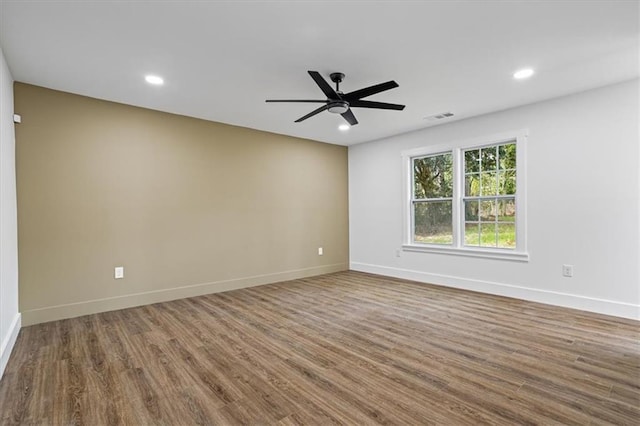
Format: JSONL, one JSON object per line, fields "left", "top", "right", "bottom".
{"left": 413, "top": 153, "right": 453, "bottom": 199}
{"left": 465, "top": 173, "right": 480, "bottom": 196}
{"left": 498, "top": 170, "right": 516, "bottom": 195}
{"left": 480, "top": 172, "right": 497, "bottom": 195}
{"left": 497, "top": 198, "right": 516, "bottom": 222}
{"left": 480, "top": 199, "right": 496, "bottom": 221}
{"left": 414, "top": 201, "right": 452, "bottom": 244}
{"left": 465, "top": 149, "right": 480, "bottom": 173}
{"left": 465, "top": 200, "right": 479, "bottom": 221}
{"left": 497, "top": 223, "right": 516, "bottom": 248}
{"left": 464, "top": 223, "right": 480, "bottom": 246}
{"left": 480, "top": 223, "right": 497, "bottom": 247}
{"left": 498, "top": 143, "right": 516, "bottom": 170}
{"left": 481, "top": 146, "right": 497, "bottom": 171}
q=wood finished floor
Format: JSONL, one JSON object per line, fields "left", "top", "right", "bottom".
{"left": 1, "top": 271, "right": 638, "bottom": 425}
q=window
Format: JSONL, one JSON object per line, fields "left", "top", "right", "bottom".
{"left": 463, "top": 143, "right": 516, "bottom": 248}
{"left": 403, "top": 131, "right": 527, "bottom": 261}
{"left": 412, "top": 152, "right": 453, "bottom": 244}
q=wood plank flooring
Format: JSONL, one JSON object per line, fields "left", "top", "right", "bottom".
{"left": 0, "top": 271, "right": 638, "bottom": 425}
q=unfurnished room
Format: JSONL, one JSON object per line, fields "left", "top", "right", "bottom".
{"left": 0, "top": 1, "right": 638, "bottom": 424}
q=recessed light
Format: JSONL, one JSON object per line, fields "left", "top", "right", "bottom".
{"left": 145, "top": 75, "right": 164, "bottom": 85}
{"left": 513, "top": 68, "right": 534, "bottom": 80}
{"left": 338, "top": 124, "right": 350, "bottom": 131}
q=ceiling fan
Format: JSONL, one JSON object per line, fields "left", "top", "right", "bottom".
{"left": 266, "top": 71, "right": 405, "bottom": 126}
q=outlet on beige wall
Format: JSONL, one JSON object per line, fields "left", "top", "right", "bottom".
{"left": 14, "top": 83, "right": 349, "bottom": 325}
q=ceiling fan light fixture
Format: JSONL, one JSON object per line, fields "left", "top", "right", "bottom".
{"left": 327, "top": 101, "right": 349, "bottom": 114}
{"left": 338, "top": 124, "right": 350, "bottom": 131}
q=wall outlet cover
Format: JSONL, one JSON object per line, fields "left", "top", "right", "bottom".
{"left": 562, "top": 264, "right": 573, "bottom": 277}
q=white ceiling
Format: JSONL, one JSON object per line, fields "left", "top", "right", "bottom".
{"left": 0, "top": 0, "right": 638, "bottom": 146}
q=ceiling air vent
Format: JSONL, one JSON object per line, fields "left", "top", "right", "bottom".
{"left": 424, "top": 112, "right": 454, "bottom": 121}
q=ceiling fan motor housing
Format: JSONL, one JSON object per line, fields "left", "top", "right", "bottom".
{"left": 327, "top": 100, "right": 349, "bottom": 114}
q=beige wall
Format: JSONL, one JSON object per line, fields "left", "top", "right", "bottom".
{"left": 15, "top": 83, "right": 348, "bottom": 325}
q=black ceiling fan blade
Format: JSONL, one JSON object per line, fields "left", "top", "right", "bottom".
{"left": 308, "top": 71, "right": 340, "bottom": 99}
{"left": 341, "top": 109, "right": 358, "bottom": 126}
{"left": 349, "top": 100, "right": 405, "bottom": 110}
{"left": 294, "top": 104, "right": 330, "bottom": 123}
{"left": 266, "top": 99, "right": 328, "bottom": 103}
{"left": 344, "top": 80, "right": 399, "bottom": 101}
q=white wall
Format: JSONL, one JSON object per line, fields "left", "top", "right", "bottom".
{"left": 349, "top": 79, "right": 639, "bottom": 320}
{"left": 0, "top": 46, "right": 20, "bottom": 377}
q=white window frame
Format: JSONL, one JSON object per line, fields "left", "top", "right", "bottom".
{"left": 411, "top": 151, "right": 454, "bottom": 246}
{"left": 401, "top": 130, "right": 529, "bottom": 262}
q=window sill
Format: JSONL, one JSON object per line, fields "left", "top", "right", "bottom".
{"left": 402, "top": 244, "right": 529, "bottom": 262}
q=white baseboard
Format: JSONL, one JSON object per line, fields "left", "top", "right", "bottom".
{"left": 22, "top": 263, "right": 348, "bottom": 326}
{"left": 350, "top": 262, "right": 639, "bottom": 321}
{"left": 0, "top": 313, "right": 21, "bottom": 379}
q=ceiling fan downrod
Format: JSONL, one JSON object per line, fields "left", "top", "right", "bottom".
{"left": 330, "top": 72, "right": 345, "bottom": 93}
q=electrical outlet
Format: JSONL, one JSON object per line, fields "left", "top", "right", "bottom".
{"left": 318, "top": 247, "right": 323, "bottom": 256}
{"left": 562, "top": 264, "right": 573, "bottom": 278}
{"left": 115, "top": 266, "right": 124, "bottom": 279}
{"left": 396, "top": 249, "right": 401, "bottom": 257}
